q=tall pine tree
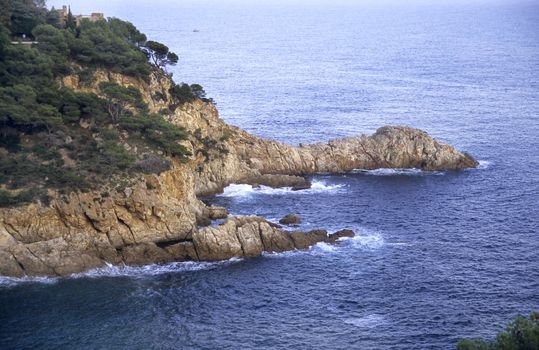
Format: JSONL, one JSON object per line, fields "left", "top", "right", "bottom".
{"left": 66, "top": 6, "right": 76, "bottom": 30}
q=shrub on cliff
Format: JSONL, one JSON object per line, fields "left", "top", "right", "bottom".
{"left": 0, "top": 189, "right": 30, "bottom": 206}
{"left": 456, "top": 312, "right": 539, "bottom": 350}
{"left": 68, "top": 19, "right": 151, "bottom": 79}
{"left": 31, "top": 24, "right": 70, "bottom": 74}
{"left": 134, "top": 154, "right": 171, "bottom": 174}
{"left": 142, "top": 40, "right": 178, "bottom": 72}
{"left": 99, "top": 81, "right": 147, "bottom": 122}
{"left": 2, "top": 0, "right": 47, "bottom": 38}
{"left": 168, "top": 83, "right": 211, "bottom": 108}
{"left": 119, "top": 113, "right": 190, "bottom": 159}
{"left": 0, "top": 84, "right": 63, "bottom": 131}
{"left": 169, "top": 83, "right": 196, "bottom": 106}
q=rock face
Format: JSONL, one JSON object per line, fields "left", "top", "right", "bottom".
{"left": 326, "top": 229, "right": 355, "bottom": 243}
{"left": 0, "top": 70, "right": 478, "bottom": 277}
{"left": 0, "top": 213, "right": 351, "bottom": 275}
{"left": 192, "top": 216, "right": 347, "bottom": 260}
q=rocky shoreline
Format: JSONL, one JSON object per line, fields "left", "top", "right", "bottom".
{"left": 0, "top": 71, "right": 478, "bottom": 277}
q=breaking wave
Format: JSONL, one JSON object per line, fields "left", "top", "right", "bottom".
{"left": 70, "top": 260, "right": 241, "bottom": 279}
{"left": 352, "top": 168, "right": 444, "bottom": 176}
{"left": 477, "top": 160, "right": 491, "bottom": 169}
{"left": 0, "top": 259, "right": 244, "bottom": 288}
{"left": 0, "top": 275, "right": 59, "bottom": 288}
{"left": 219, "top": 180, "right": 345, "bottom": 198}
{"left": 0, "top": 228, "right": 400, "bottom": 288}
{"left": 343, "top": 314, "right": 388, "bottom": 328}
{"left": 341, "top": 232, "right": 386, "bottom": 249}
{"left": 264, "top": 229, "right": 388, "bottom": 259}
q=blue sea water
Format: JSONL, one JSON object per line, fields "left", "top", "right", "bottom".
{"left": 1, "top": 1, "right": 539, "bottom": 349}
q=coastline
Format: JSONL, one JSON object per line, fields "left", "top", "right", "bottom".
{"left": 0, "top": 70, "right": 478, "bottom": 278}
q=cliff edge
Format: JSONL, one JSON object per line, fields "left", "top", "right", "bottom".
{"left": 0, "top": 70, "right": 477, "bottom": 277}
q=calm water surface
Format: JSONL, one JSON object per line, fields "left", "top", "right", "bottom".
{"left": 1, "top": 1, "right": 538, "bottom": 349}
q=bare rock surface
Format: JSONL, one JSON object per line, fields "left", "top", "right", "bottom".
{"left": 326, "top": 229, "right": 356, "bottom": 243}
{"left": 290, "top": 230, "right": 328, "bottom": 249}
{"left": 193, "top": 217, "right": 347, "bottom": 259}
{"left": 208, "top": 206, "right": 228, "bottom": 220}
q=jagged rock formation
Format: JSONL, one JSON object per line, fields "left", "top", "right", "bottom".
{"left": 0, "top": 70, "right": 478, "bottom": 277}
{"left": 194, "top": 216, "right": 352, "bottom": 260}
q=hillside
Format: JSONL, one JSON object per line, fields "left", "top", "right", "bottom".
{"left": 0, "top": 1, "right": 213, "bottom": 206}
{"left": 0, "top": 1, "right": 478, "bottom": 277}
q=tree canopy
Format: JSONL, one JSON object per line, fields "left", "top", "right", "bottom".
{"left": 457, "top": 312, "right": 539, "bottom": 350}
{"left": 99, "top": 81, "right": 146, "bottom": 122}
{"left": 143, "top": 40, "right": 178, "bottom": 71}
{"left": 0, "top": 0, "right": 207, "bottom": 207}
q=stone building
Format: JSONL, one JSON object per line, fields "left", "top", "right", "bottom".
{"left": 56, "top": 5, "right": 105, "bottom": 26}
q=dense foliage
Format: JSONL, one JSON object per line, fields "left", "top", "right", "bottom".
{"left": 0, "top": 0, "right": 207, "bottom": 207}
{"left": 457, "top": 312, "right": 539, "bottom": 350}
{"left": 142, "top": 40, "right": 178, "bottom": 72}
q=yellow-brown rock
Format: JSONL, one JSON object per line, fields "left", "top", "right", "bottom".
{"left": 0, "top": 70, "right": 478, "bottom": 277}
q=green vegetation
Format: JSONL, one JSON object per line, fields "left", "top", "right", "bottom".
{"left": 0, "top": 0, "right": 209, "bottom": 207}
{"left": 168, "top": 82, "right": 211, "bottom": 110}
{"left": 99, "top": 81, "right": 146, "bottom": 122}
{"left": 143, "top": 40, "right": 178, "bottom": 72}
{"left": 457, "top": 312, "right": 539, "bottom": 350}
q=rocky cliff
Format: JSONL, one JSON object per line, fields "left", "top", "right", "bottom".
{"left": 0, "top": 71, "right": 478, "bottom": 277}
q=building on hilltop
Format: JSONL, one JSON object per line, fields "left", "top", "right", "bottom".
{"left": 74, "top": 13, "right": 105, "bottom": 26}
{"left": 56, "top": 5, "right": 105, "bottom": 27}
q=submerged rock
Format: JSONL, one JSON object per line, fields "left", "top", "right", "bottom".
{"left": 326, "top": 229, "right": 355, "bottom": 243}
{"left": 279, "top": 214, "right": 301, "bottom": 225}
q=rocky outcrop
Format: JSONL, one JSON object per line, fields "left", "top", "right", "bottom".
{"left": 279, "top": 214, "right": 301, "bottom": 226}
{"left": 174, "top": 103, "right": 478, "bottom": 196}
{"left": 0, "top": 164, "right": 204, "bottom": 277}
{"left": 0, "top": 70, "right": 478, "bottom": 277}
{"left": 0, "top": 215, "right": 354, "bottom": 277}
{"left": 326, "top": 229, "right": 355, "bottom": 243}
{"left": 194, "top": 216, "right": 347, "bottom": 260}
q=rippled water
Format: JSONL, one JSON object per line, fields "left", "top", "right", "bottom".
{"left": 2, "top": 1, "right": 539, "bottom": 349}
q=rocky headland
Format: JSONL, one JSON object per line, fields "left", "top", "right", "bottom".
{"left": 0, "top": 70, "right": 478, "bottom": 277}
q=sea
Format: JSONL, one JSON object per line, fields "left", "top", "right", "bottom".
{"left": 1, "top": 1, "right": 538, "bottom": 349}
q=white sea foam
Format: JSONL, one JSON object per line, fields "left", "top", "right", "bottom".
{"left": 0, "top": 229, "right": 396, "bottom": 287}
{"left": 343, "top": 232, "right": 385, "bottom": 249}
{"left": 344, "top": 314, "right": 387, "bottom": 328}
{"left": 355, "top": 160, "right": 491, "bottom": 175}
{"left": 0, "top": 275, "right": 59, "bottom": 288}
{"left": 311, "top": 242, "right": 338, "bottom": 253}
{"left": 219, "top": 180, "right": 345, "bottom": 198}
{"left": 0, "top": 259, "right": 243, "bottom": 288}
{"left": 220, "top": 183, "right": 254, "bottom": 197}
{"left": 353, "top": 168, "right": 444, "bottom": 176}
{"left": 72, "top": 259, "right": 243, "bottom": 279}
{"left": 477, "top": 160, "right": 491, "bottom": 169}
{"left": 264, "top": 228, "right": 388, "bottom": 259}
{"left": 261, "top": 250, "right": 300, "bottom": 259}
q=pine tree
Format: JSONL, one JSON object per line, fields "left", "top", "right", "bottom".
{"left": 66, "top": 6, "right": 76, "bottom": 31}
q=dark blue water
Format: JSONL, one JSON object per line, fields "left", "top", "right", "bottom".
{"left": 2, "top": 1, "right": 539, "bottom": 349}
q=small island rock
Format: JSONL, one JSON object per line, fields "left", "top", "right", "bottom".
{"left": 279, "top": 214, "right": 301, "bottom": 225}
{"left": 326, "top": 229, "right": 355, "bottom": 243}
